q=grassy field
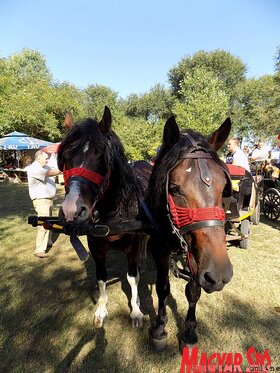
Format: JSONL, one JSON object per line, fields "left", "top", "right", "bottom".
{"left": 0, "top": 182, "right": 279, "bottom": 373}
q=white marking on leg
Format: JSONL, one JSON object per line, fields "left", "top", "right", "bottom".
{"left": 94, "top": 280, "right": 108, "bottom": 327}
{"left": 127, "top": 272, "right": 144, "bottom": 326}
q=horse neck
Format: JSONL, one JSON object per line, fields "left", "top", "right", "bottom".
{"left": 98, "top": 162, "right": 140, "bottom": 219}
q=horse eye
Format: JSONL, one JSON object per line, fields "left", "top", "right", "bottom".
{"left": 169, "top": 184, "right": 181, "bottom": 195}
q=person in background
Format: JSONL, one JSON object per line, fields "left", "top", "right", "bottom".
{"left": 249, "top": 141, "right": 268, "bottom": 162}
{"left": 270, "top": 140, "right": 280, "bottom": 169}
{"left": 20, "top": 151, "right": 32, "bottom": 168}
{"left": 27, "top": 150, "right": 61, "bottom": 258}
{"left": 225, "top": 138, "right": 250, "bottom": 172}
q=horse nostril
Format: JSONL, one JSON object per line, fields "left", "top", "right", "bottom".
{"left": 204, "top": 272, "right": 217, "bottom": 285}
{"left": 75, "top": 205, "right": 89, "bottom": 221}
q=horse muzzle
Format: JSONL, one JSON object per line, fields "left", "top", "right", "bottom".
{"left": 199, "top": 262, "right": 233, "bottom": 293}
{"left": 60, "top": 197, "right": 91, "bottom": 224}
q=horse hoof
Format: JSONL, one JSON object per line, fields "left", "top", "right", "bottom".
{"left": 150, "top": 334, "right": 167, "bottom": 352}
{"left": 180, "top": 340, "right": 197, "bottom": 354}
{"left": 131, "top": 318, "right": 143, "bottom": 328}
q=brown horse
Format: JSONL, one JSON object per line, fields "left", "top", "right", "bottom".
{"left": 57, "top": 107, "right": 151, "bottom": 328}
{"left": 146, "top": 115, "right": 233, "bottom": 351}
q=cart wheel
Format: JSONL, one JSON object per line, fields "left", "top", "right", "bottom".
{"left": 263, "top": 188, "right": 280, "bottom": 221}
{"left": 240, "top": 219, "right": 250, "bottom": 249}
{"left": 251, "top": 200, "right": 260, "bottom": 225}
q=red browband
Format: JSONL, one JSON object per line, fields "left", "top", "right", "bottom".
{"left": 168, "top": 194, "right": 225, "bottom": 229}
{"left": 63, "top": 167, "right": 104, "bottom": 187}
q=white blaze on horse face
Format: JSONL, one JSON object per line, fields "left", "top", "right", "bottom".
{"left": 185, "top": 167, "right": 192, "bottom": 173}
{"left": 80, "top": 142, "right": 89, "bottom": 167}
{"left": 61, "top": 182, "right": 80, "bottom": 222}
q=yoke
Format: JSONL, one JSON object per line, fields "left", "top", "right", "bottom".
{"left": 28, "top": 215, "right": 151, "bottom": 262}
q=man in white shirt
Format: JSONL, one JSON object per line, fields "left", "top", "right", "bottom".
{"left": 27, "top": 150, "right": 61, "bottom": 258}
{"left": 225, "top": 138, "right": 251, "bottom": 172}
{"left": 250, "top": 141, "right": 268, "bottom": 162}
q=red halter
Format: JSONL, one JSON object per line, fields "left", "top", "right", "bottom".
{"left": 63, "top": 167, "right": 104, "bottom": 187}
{"left": 168, "top": 194, "right": 225, "bottom": 230}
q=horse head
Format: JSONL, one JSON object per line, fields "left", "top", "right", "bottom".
{"left": 151, "top": 116, "right": 233, "bottom": 293}
{"left": 57, "top": 107, "right": 112, "bottom": 224}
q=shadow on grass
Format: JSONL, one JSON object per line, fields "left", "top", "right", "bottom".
{"left": 1, "top": 246, "right": 279, "bottom": 372}
{"left": 260, "top": 214, "right": 280, "bottom": 232}
{"left": 0, "top": 183, "right": 64, "bottom": 219}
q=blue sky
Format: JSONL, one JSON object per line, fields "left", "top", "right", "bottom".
{"left": 1, "top": 0, "right": 279, "bottom": 98}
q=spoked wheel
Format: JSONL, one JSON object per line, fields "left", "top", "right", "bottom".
{"left": 240, "top": 219, "right": 250, "bottom": 249}
{"left": 263, "top": 188, "right": 280, "bottom": 221}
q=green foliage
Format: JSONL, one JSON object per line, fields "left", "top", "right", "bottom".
{"left": 172, "top": 67, "right": 230, "bottom": 134}
{"left": 0, "top": 49, "right": 87, "bottom": 141}
{"left": 85, "top": 84, "right": 119, "bottom": 119}
{"left": 274, "top": 46, "right": 280, "bottom": 72}
{"left": 168, "top": 49, "right": 246, "bottom": 100}
{"left": 4, "top": 48, "right": 52, "bottom": 86}
{"left": 113, "top": 114, "right": 164, "bottom": 160}
{"left": 231, "top": 75, "right": 280, "bottom": 143}
{"left": 123, "top": 84, "right": 174, "bottom": 121}
{"left": 0, "top": 47, "right": 279, "bottom": 155}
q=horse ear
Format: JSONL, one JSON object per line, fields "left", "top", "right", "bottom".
{"left": 207, "top": 117, "right": 232, "bottom": 151}
{"left": 64, "top": 112, "right": 73, "bottom": 129}
{"left": 99, "top": 106, "right": 112, "bottom": 134}
{"left": 163, "top": 115, "right": 180, "bottom": 149}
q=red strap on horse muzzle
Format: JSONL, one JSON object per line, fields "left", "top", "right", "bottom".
{"left": 63, "top": 167, "right": 104, "bottom": 187}
{"left": 168, "top": 194, "right": 225, "bottom": 231}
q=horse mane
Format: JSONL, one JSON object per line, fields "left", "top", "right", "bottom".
{"left": 106, "top": 131, "right": 142, "bottom": 217}
{"left": 147, "top": 128, "right": 226, "bottom": 212}
{"left": 58, "top": 118, "right": 141, "bottom": 218}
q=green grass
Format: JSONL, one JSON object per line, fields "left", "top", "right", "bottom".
{"left": 0, "top": 182, "right": 279, "bottom": 372}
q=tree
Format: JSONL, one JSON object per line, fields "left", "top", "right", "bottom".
{"left": 172, "top": 67, "right": 230, "bottom": 134}
{"left": 231, "top": 75, "right": 279, "bottom": 143}
{"left": 168, "top": 49, "right": 246, "bottom": 104}
{"left": 4, "top": 48, "right": 52, "bottom": 86}
{"left": 123, "top": 84, "right": 174, "bottom": 121}
{"left": 84, "top": 84, "right": 119, "bottom": 119}
{"left": 113, "top": 114, "right": 164, "bottom": 160}
{"left": 274, "top": 46, "right": 280, "bottom": 72}
{"left": 0, "top": 49, "right": 86, "bottom": 140}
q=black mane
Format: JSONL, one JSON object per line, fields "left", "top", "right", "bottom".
{"left": 58, "top": 118, "right": 141, "bottom": 218}
{"left": 147, "top": 128, "right": 226, "bottom": 212}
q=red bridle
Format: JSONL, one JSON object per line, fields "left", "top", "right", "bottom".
{"left": 168, "top": 194, "right": 225, "bottom": 230}
{"left": 63, "top": 167, "right": 104, "bottom": 187}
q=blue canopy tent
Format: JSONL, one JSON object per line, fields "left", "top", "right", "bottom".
{"left": 0, "top": 131, "right": 53, "bottom": 169}
{"left": 0, "top": 131, "right": 53, "bottom": 150}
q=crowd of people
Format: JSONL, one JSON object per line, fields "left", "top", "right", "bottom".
{"left": 225, "top": 135, "right": 280, "bottom": 175}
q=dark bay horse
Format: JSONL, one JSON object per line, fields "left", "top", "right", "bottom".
{"left": 57, "top": 107, "right": 151, "bottom": 328}
{"left": 146, "top": 115, "right": 233, "bottom": 351}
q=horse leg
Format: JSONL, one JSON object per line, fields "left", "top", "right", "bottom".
{"left": 126, "top": 236, "right": 144, "bottom": 328}
{"left": 88, "top": 239, "right": 108, "bottom": 328}
{"left": 180, "top": 279, "right": 201, "bottom": 351}
{"left": 150, "top": 250, "right": 170, "bottom": 351}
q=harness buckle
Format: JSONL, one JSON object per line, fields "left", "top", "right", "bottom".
{"left": 89, "top": 224, "right": 110, "bottom": 237}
